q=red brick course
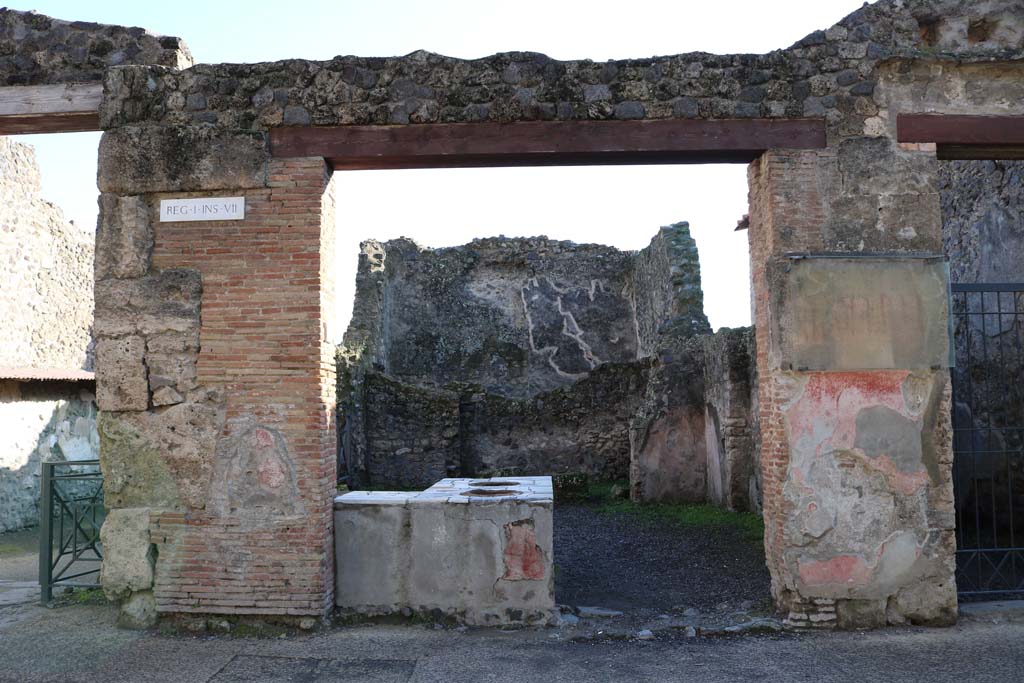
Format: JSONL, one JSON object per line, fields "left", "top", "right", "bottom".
{"left": 148, "top": 158, "right": 337, "bottom": 617}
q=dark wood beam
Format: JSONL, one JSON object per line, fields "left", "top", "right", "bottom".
{"left": 270, "top": 118, "right": 827, "bottom": 170}
{"left": 0, "top": 112, "right": 100, "bottom": 135}
{"left": 897, "top": 114, "right": 1024, "bottom": 144}
{"left": 0, "top": 84, "right": 102, "bottom": 135}
{"left": 937, "top": 144, "right": 1024, "bottom": 161}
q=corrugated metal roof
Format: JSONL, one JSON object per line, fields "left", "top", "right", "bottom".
{"left": 0, "top": 366, "right": 95, "bottom": 382}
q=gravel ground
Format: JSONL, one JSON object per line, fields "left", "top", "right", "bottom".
{"left": 553, "top": 502, "right": 771, "bottom": 615}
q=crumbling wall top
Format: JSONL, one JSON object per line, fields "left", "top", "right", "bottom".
{"left": 94, "top": 0, "right": 1024, "bottom": 137}
{"left": 0, "top": 8, "right": 192, "bottom": 86}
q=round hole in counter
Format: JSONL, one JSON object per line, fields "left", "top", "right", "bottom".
{"left": 469, "top": 480, "right": 521, "bottom": 487}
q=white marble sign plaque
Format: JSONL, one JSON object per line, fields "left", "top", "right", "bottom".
{"left": 159, "top": 197, "right": 245, "bottom": 222}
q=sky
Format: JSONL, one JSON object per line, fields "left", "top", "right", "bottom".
{"left": 15, "top": 0, "right": 867, "bottom": 335}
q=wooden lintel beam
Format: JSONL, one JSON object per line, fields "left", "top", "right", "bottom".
{"left": 897, "top": 114, "right": 1024, "bottom": 145}
{"left": 937, "top": 144, "right": 1024, "bottom": 161}
{"left": 270, "top": 118, "right": 826, "bottom": 170}
{"left": 0, "top": 83, "right": 103, "bottom": 135}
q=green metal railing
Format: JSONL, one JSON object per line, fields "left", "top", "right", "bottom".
{"left": 38, "top": 460, "right": 104, "bottom": 604}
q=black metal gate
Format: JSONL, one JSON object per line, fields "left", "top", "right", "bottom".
{"left": 951, "top": 283, "right": 1024, "bottom": 598}
{"left": 38, "top": 459, "right": 104, "bottom": 604}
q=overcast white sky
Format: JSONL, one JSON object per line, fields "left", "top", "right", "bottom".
{"left": 15, "top": 0, "right": 866, "bottom": 335}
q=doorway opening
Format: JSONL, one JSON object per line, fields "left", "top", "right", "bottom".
{"left": 941, "top": 158, "right": 1024, "bottom": 599}
{"left": 332, "top": 161, "right": 769, "bottom": 626}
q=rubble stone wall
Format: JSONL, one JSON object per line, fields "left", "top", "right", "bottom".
{"left": 339, "top": 228, "right": 698, "bottom": 489}
{"left": 940, "top": 160, "right": 1024, "bottom": 285}
{"left": 0, "top": 136, "right": 98, "bottom": 533}
{"left": 0, "top": 8, "right": 191, "bottom": 86}
{"left": 0, "top": 137, "right": 93, "bottom": 371}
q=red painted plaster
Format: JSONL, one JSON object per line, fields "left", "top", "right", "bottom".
{"left": 502, "top": 521, "right": 546, "bottom": 581}
{"left": 798, "top": 554, "right": 871, "bottom": 586}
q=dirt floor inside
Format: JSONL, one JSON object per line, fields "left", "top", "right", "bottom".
{"left": 552, "top": 498, "right": 772, "bottom": 623}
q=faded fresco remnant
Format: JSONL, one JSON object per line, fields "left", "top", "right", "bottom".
{"left": 210, "top": 421, "right": 304, "bottom": 521}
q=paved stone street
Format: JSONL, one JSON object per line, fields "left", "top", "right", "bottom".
{"left": 0, "top": 598, "right": 1023, "bottom": 682}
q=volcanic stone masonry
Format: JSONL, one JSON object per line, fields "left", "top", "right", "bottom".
{"left": 2, "top": 0, "right": 1021, "bottom": 630}
{"left": 336, "top": 225, "right": 761, "bottom": 507}
{"left": 0, "top": 137, "right": 96, "bottom": 533}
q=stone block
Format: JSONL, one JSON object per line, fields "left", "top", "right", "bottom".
{"left": 98, "top": 125, "right": 268, "bottom": 194}
{"left": 95, "top": 194, "right": 153, "bottom": 280}
{"left": 100, "top": 507, "right": 155, "bottom": 601}
{"left": 95, "top": 335, "right": 149, "bottom": 411}
{"left": 836, "top": 599, "right": 887, "bottom": 629}
{"left": 117, "top": 590, "right": 158, "bottom": 629}
{"left": 94, "top": 269, "right": 202, "bottom": 338}
{"left": 99, "top": 392, "right": 224, "bottom": 511}
{"left": 146, "top": 351, "right": 198, "bottom": 395}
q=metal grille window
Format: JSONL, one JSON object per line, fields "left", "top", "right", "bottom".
{"left": 951, "top": 283, "right": 1024, "bottom": 598}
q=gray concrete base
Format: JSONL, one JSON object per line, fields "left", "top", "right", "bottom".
{"left": 334, "top": 477, "right": 554, "bottom": 626}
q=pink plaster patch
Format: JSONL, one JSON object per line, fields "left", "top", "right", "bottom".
{"left": 798, "top": 554, "right": 872, "bottom": 587}
{"left": 502, "top": 521, "right": 546, "bottom": 581}
{"left": 788, "top": 371, "right": 911, "bottom": 456}
{"left": 786, "top": 370, "right": 931, "bottom": 494}
{"left": 257, "top": 456, "right": 286, "bottom": 489}
{"left": 254, "top": 428, "right": 274, "bottom": 448}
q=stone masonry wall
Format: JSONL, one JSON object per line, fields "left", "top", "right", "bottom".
{"left": 633, "top": 222, "right": 710, "bottom": 357}
{"left": 378, "top": 236, "right": 638, "bottom": 397}
{"left": 0, "top": 8, "right": 192, "bottom": 86}
{"left": 0, "top": 137, "right": 93, "bottom": 371}
{"left": 99, "top": 1, "right": 1022, "bottom": 142}
{"left": 628, "top": 224, "right": 713, "bottom": 502}
{"left": 940, "top": 160, "right": 1024, "bottom": 285}
{"left": 702, "top": 327, "right": 760, "bottom": 513}
{"left": 94, "top": 158, "right": 338, "bottom": 624}
{"left": 0, "top": 379, "right": 98, "bottom": 533}
{"left": 339, "top": 226, "right": 703, "bottom": 489}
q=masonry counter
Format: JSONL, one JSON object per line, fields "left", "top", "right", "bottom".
{"left": 333, "top": 476, "right": 554, "bottom": 626}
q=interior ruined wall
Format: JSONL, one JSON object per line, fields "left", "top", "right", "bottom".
{"left": 702, "top": 327, "right": 760, "bottom": 512}
{"left": 0, "top": 137, "right": 94, "bottom": 371}
{"left": 5, "top": 0, "right": 1009, "bottom": 628}
{"left": 376, "top": 237, "right": 638, "bottom": 397}
{"left": 339, "top": 229, "right": 700, "bottom": 489}
{"left": 940, "top": 160, "right": 1024, "bottom": 285}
